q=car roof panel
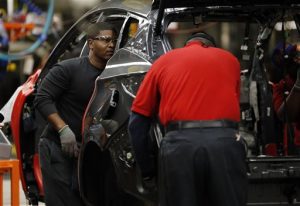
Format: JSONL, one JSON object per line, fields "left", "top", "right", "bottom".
{"left": 152, "top": 0, "right": 300, "bottom": 9}
{"left": 88, "top": 0, "right": 152, "bottom": 17}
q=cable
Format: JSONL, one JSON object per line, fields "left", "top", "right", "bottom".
{"left": 0, "top": 0, "right": 54, "bottom": 61}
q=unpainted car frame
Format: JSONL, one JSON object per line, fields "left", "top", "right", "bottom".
{"left": 10, "top": 0, "right": 300, "bottom": 205}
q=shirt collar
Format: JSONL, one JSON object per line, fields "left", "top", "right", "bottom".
{"left": 185, "top": 41, "right": 206, "bottom": 47}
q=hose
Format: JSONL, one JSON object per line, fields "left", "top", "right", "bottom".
{"left": 0, "top": 0, "right": 54, "bottom": 61}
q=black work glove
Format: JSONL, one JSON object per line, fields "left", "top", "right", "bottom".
{"left": 59, "top": 125, "right": 79, "bottom": 158}
{"left": 295, "top": 68, "right": 300, "bottom": 89}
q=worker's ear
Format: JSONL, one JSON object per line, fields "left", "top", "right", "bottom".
{"left": 88, "top": 39, "right": 94, "bottom": 49}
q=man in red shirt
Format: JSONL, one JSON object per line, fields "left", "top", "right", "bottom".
{"left": 128, "top": 32, "right": 247, "bottom": 206}
{"left": 272, "top": 45, "right": 300, "bottom": 155}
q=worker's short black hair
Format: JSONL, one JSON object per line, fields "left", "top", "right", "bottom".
{"left": 185, "top": 32, "right": 216, "bottom": 47}
{"left": 86, "top": 22, "right": 118, "bottom": 39}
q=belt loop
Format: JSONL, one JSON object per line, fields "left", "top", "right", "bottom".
{"left": 221, "top": 119, "right": 225, "bottom": 127}
{"left": 178, "top": 121, "right": 182, "bottom": 130}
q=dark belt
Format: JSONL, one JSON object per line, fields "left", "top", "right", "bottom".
{"left": 166, "top": 120, "right": 238, "bottom": 133}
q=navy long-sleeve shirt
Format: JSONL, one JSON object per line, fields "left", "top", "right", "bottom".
{"left": 128, "top": 111, "right": 156, "bottom": 178}
{"left": 34, "top": 56, "right": 103, "bottom": 144}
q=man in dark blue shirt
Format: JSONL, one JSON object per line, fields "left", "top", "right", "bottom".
{"left": 34, "top": 22, "right": 117, "bottom": 206}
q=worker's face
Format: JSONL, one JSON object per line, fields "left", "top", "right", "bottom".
{"left": 89, "top": 30, "right": 117, "bottom": 61}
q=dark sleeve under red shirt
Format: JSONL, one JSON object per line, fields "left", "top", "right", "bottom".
{"left": 132, "top": 41, "right": 241, "bottom": 126}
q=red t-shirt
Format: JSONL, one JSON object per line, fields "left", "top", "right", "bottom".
{"left": 132, "top": 41, "right": 241, "bottom": 126}
{"left": 272, "top": 75, "right": 300, "bottom": 148}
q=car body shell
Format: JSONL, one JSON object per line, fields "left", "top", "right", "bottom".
{"left": 10, "top": 0, "right": 300, "bottom": 205}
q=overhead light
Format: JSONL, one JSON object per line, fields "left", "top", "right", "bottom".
{"left": 274, "top": 21, "right": 297, "bottom": 31}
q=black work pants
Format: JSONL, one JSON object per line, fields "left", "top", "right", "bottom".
{"left": 39, "top": 138, "right": 84, "bottom": 206}
{"left": 158, "top": 128, "right": 248, "bottom": 206}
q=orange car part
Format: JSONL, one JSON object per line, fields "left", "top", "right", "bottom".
{"left": 4, "top": 22, "right": 35, "bottom": 41}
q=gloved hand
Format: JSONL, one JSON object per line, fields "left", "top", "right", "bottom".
{"left": 295, "top": 68, "right": 300, "bottom": 89}
{"left": 59, "top": 125, "right": 79, "bottom": 158}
